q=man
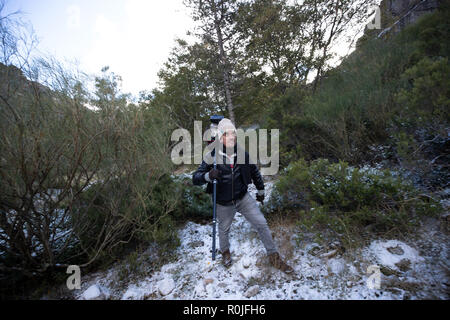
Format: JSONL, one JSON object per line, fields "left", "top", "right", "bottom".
{"left": 192, "top": 118, "right": 294, "bottom": 274}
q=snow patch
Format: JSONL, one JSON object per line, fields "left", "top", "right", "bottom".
{"left": 122, "top": 278, "right": 155, "bottom": 300}
{"left": 366, "top": 240, "right": 424, "bottom": 271}
{"left": 157, "top": 277, "right": 175, "bottom": 296}
{"left": 82, "top": 284, "right": 102, "bottom": 300}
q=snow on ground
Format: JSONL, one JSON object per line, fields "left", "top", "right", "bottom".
{"left": 365, "top": 240, "right": 424, "bottom": 271}
{"left": 68, "top": 180, "right": 448, "bottom": 300}
{"left": 81, "top": 284, "right": 106, "bottom": 300}
{"left": 112, "top": 219, "right": 446, "bottom": 300}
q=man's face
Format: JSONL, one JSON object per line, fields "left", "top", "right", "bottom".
{"left": 221, "top": 130, "right": 236, "bottom": 149}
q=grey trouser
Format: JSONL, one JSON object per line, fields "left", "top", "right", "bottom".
{"left": 216, "top": 192, "right": 277, "bottom": 255}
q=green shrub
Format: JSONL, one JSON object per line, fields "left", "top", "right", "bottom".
{"left": 263, "top": 158, "right": 442, "bottom": 245}
{"left": 173, "top": 174, "right": 213, "bottom": 222}
{"left": 396, "top": 56, "right": 450, "bottom": 127}
{"left": 71, "top": 172, "right": 182, "bottom": 268}
{"left": 265, "top": 86, "right": 322, "bottom": 165}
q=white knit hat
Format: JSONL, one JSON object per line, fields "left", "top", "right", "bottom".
{"left": 217, "top": 118, "right": 236, "bottom": 140}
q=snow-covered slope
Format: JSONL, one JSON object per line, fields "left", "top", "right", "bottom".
{"left": 70, "top": 182, "right": 448, "bottom": 300}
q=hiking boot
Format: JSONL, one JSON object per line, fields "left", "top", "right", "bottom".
{"left": 268, "top": 252, "right": 294, "bottom": 274}
{"left": 222, "top": 249, "right": 232, "bottom": 268}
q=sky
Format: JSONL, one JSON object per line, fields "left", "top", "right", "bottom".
{"left": 3, "top": 0, "right": 195, "bottom": 96}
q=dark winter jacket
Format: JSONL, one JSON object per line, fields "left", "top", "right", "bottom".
{"left": 192, "top": 144, "right": 264, "bottom": 206}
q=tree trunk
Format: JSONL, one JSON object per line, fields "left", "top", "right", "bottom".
{"left": 211, "top": 1, "right": 236, "bottom": 124}
{"left": 313, "top": 0, "right": 339, "bottom": 93}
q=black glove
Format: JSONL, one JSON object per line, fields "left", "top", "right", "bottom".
{"left": 208, "top": 168, "right": 221, "bottom": 181}
{"left": 256, "top": 193, "right": 265, "bottom": 203}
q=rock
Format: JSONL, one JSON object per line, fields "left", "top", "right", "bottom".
{"left": 244, "top": 285, "right": 260, "bottom": 298}
{"left": 242, "top": 257, "right": 251, "bottom": 268}
{"left": 329, "top": 240, "right": 345, "bottom": 253}
{"left": 193, "top": 281, "right": 207, "bottom": 298}
{"left": 143, "top": 292, "right": 156, "bottom": 300}
{"left": 82, "top": 284, "right": 104, "bottom": 300}
{"left": 348, "top": 264, "right": 358, "bottom": 275}
{"left": 395, "top": 259, "right": 411, "bottom": 272}
{"left": 161, "top": 264, "right": 176, "bottom": 273}
{"left": 308, "top": 245, "right": 322, "bottom": 256}
{"left": 188, "top": 241, "right": 204, "bottom": 249}
{"left": 158, "top": 277, "right": 175, "bottom": 296}
{"left": 380, "top": 266, "right": 401, "bottom": 277}
{"left": 203, "top": 278, "right": 214, "bottom": 286}
{"left": 255, "top": 256, "right": 267, "bottom": 268}
{"left": 328, "top": 258, "right": 346, "bottom": 275}
{"left": 387, "top": 245, "right": 404, "bottom": 255}
{"left": 203, "top": 262, "right": 214, "bottom": 273}
{"left": 320, "top": 249, "right": 338, "bottom": 259}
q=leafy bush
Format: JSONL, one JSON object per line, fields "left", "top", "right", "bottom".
{"left": 73, "top": 173, "right": 181, "bottom": 265}
{"left": 396, "top": 56, "right": 450, "bottom": 122}
{"left": 265, "top": 86, "right": 321, "bottom": 165}
{"left": 263, "top": 158, "right": 442, "bottom": 244}
{"left": 173, "top": 174, "right": 213, "bottom": 222}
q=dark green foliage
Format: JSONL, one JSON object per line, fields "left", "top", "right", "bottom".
{"left": 394, "top": 5, "right": 450, "bottom": 128}
{"left": 265, "top": 85, "right": 321, "bottom": 165}
{"left": 396, "top": 56, "right": 450, "bottom": 126}
{"left": 73, "top": 173, "right": 181, "bottom": 258}
{"left": 263, "top": 158, "right": 442, "bottom": 245}
{"left": 173, "top": 175, "right": 213, "bottom": 222}
{"left": 271, "top": 34, "right": 413, "bottom": 163}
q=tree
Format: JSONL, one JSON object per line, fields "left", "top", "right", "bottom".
{"left": 235, "top": 0, "right": 309, "bottom": 88}
{"left": 184, "top": 0, "right": 240, "bottom": 124}
{"left": 152, "top": 39, "right": 223, "bottom": 131}
{"left": 299, "top": 0, "right": 377, "bottom": 92}
{"left": 236, "top": 0, "right": 377, "bottom": 92}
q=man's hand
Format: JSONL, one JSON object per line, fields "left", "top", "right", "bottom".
{"left": 256, "top": 190, "right": 265, "bottom": 203}
{"left": 206, "top": 168, "right": 221, "bottom": 182}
